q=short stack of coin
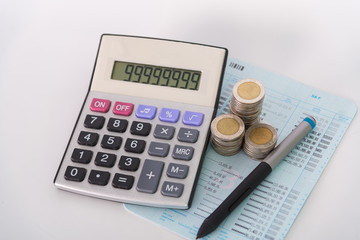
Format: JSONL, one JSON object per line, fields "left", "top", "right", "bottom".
{"left": 229, "top": 79, "right": 265, "bottom": 127}
{"left": 243, "top": 123, "right": 277, "bottom": 159}
{"left": 210, "top": 114, "right": 245, "bottom": 156}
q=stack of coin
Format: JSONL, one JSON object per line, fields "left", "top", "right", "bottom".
{"left": 210, "top": 114, "right": 245, "bottom": 156}
{"left": 243, "top": 123, "right": 277, "bottom": 159}
{"left": 229, "top": 79, "right": 265, "bottom": 127}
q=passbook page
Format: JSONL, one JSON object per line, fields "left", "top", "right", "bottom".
{"left": 125, "top": 59, "right": 357, "bottom": 240}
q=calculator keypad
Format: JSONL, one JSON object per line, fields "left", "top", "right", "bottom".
{"left": 55, "top": 92, "right": 213, "bottom": 209}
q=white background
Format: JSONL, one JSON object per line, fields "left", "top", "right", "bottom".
{"left": 0, "top": 0, "right": 359, "bottom": 239}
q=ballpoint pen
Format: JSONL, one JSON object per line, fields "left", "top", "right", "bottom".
{"left": 197, "top": 116, "right": 316, "bottom": 239}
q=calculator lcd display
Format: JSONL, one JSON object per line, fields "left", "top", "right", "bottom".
{"left": 111, "top": 61, "right": 201, "bottom": 90}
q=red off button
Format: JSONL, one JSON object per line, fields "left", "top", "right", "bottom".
{"left": 113, "top": 101, "right": 134, "bottom": 116}
{"left": 90, "top": 98, "right": 111, "bottom": 113}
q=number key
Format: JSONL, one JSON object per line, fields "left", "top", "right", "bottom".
{"left": 78, "top": 131, "right": 99, "bottom": 146}
{"left": 119, "top": 155, "right": 140, "bottom": 171}
{"left": 64, "top": 166, "right": 86, "bottom": 182}
{"left": 130, "top": 121, "right": 151, "bottom": 136}
{"left": 95, "top": 152, "right": 117, "bottom": 168}
{"left": 71, "top": 148, "right": 93, "bottom": 164}
{"left": 101, "top": 135, "right": 122, "bottom": 150}
{"left": 107, "top": 118, "right": 128, "bottom": 133}
{"left": 124, "top": 138, "right": 146, "bottom": 153}
{"left": 84, "top": 114, "right": 105, "bottom": 129}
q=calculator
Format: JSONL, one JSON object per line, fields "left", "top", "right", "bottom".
{"left": 54, "top": 34, "right": 228, "bottom": 209}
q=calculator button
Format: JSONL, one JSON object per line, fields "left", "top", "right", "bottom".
{"left": 88, "top": 170, "right": 110, "bottom": 186}
{"left": 101, "top": 135, "right": 122, "bottom": 150}
{"left": 119, "top": 155, "right": 140, "bottom": 171}
{"left": 148, "top": 142, "right": 170, "bottom": 157}
{"left": 153, "top": 124, "right": 175, "bottom": 140}
{"left": 95, "top": 152, "right": 117, "bottom": 168}
{"left": 161, "top": 181, "right": 184, "bottom": 198}
{"left": 177, "top": 128, "right": 199, "bottom": 143}
{"left": 112, "top": 173, "right": 134, "bottom": 190}
{"left": 124, "top": 138, "right": 146, "bottom": 153}
{"left": 167, "top": 163, "right": 189, "bottom": 179}
{"left": 64, "top": 166, "right": 87, "bottom": 182}
{"left": 71, "top": 148, "right": 93, "bottom": 164}
{"left": 159, "top": 108, "right": 180, "bottom": 123}
{"left": 136, "top": 104, "right": 157, "bottom": 119}
{"left": 130, "top": 121, "right": 152, "bottom": 136}
{"left": 84, "top": 115, "right": 105, "bottom": 129}
{"left": 113, "top": 101, "right": 134, "bottom": 116}
{"left": 107, "top": 118, "right": 128, "bottom": 133}
{"left": 136, "top": 159, "right": 164, "bottom": 194}
{"left": 182, "top": 111, "right": 204, "bottom": 126}
{"left": 90, "top": 98, "right": 111, "bottom": 113}
{"left": 78, "top": 131, "right": 99, "bottom": 146}
{"left": 172, "top": 145, "right": 194, "bottom": 161}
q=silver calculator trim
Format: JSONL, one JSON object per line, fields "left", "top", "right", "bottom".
{"left": 54, "top": 34, "right": 228, "bottom": 209}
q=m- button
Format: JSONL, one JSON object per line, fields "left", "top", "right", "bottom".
{"left": 167, "top": 163, "right": 189, "bottom": 179}
{"left": 172, "top": 145, "right": 194, "bottom": 161}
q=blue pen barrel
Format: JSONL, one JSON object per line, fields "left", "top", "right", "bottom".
{"left": 264, "top": 116, "right": 316, "bottom": 169}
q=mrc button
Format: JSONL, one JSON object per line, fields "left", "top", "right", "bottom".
{"left": 172, "top": 145, "right": 194, "bottom": 161}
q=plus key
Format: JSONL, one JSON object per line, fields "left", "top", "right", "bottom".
{"left": 136, "top": 159, "right": 164, "bottom": 194}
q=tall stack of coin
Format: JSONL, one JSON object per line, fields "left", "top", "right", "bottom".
{"left": 210, "top": 114, "right": 245, "bottom": 156}
{"left": 243, "top": 123, "right": 277, "bottom": 159}
{"left": 229, "top": 79, "right": 265, "bottom": 127}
